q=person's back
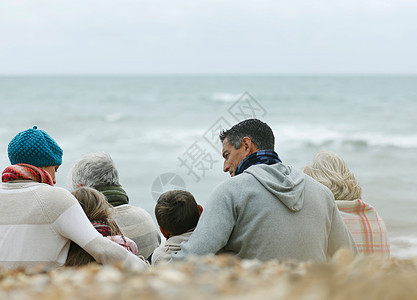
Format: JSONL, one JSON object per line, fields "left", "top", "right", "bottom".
{"left": 0, "top": 127, "right": 147, "bottom": 271}
{"left": 336, "top": 199, "right": 389, "bottom": 255}
{"left": 177, "top": 163, "right": 353, "bottom": 261}
{"left": 65, "top": 187, "right": 138, "bottom": 266}
{"left": 109, "top": 202, "right": 161, "bottom": 259}
{"left": 304, "top": 151, "right": 390, "bottom": 256}
{"left": 70, "top": 153, "right": 161, "bottom": 259}
{"left": 173, "top": 119, "right": 357, "bottom": 262}
{"left": 0, "top": 180, "right": 145, "bottom": 270}
{"left": 152, "top": 190, "right": 203, "bottom": 265}
{"left": 1, "top": 180, "right": 82, "bottom": 269}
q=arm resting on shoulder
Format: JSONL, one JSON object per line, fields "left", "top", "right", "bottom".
{"left": 54, "top": 202, "right": 147, "bottom": 271}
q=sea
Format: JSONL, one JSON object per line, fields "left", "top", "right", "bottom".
{"left": 0, "top": 75, "right": 416, "bottom": 258}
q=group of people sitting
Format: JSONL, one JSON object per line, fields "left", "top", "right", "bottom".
{"left": 0, "top": 119, "right": 389, "bottom": 271}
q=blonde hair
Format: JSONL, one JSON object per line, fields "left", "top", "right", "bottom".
{"left": 303, "top": 151, "right": 362, "bottom": 200}
{"left": 65, "top": 187, "right": 125, "bottom": 266}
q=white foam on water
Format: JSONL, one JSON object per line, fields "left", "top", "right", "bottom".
{"left": 277, "top": 124, "right": 342, "bottom": 145}
{"left": 210, "top": 93, "right": 243, "bottom": 103}
{"left": 276, "top": 124, "right": 417, "bottom": 149}
{"left": 389, "top": 235, "right": 417, "bottom": 259}
{"left": 356, "top": 132, "right": 417, "bottom": 149}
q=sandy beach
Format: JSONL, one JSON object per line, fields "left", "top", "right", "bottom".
{"left": 1, "top": 0, "right": 416, "bottom": 298}
{"left": 1, "top": 249, "right": 417, "bottom": 300}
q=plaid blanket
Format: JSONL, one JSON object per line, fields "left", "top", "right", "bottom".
{"left": 337, "top": 199, "right": 390, "bottom": 256}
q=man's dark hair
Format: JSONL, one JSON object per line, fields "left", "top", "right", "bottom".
{"left": 155, "top": 190, "right": 200, "bottom": 236}
{"left": 219, "top": 119, "right": 275, "bottom": 150}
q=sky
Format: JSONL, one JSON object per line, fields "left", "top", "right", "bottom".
{"left": 0, "top": 0, "right": 416, "bottom": 75}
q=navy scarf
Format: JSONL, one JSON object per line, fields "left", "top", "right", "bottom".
{"left": 235, "top": 150, "right": 282, "bottom": 176}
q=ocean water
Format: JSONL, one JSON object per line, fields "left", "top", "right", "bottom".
{"left": 0, "top": 75, "right": 416, "bottom": 258}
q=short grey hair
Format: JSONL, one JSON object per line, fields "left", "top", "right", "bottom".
{"left": 219, "top": 119, "right": 274, "bottom": 150}
{"left": 70, "top": 153, "right": 120, "bottom": 189}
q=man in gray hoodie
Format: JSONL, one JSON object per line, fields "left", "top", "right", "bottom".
{"left": 173, "top": 119, "right": 357, "bottom": 262}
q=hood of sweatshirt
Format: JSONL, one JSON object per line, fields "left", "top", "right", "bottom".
{"left": 244, "top": 163, "right": 305, "bottom": 212}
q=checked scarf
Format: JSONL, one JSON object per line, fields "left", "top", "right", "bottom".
{"left": 91, "top": 219, "right": 112, "bottom": 237}
{"left": 91, "top": 219, "right": 137, "bottom": 254}
{"left": 235, "top": 150, "right": 282, "bottom": 176}
{"left": 2, "top": 163, "right": 54, "bottom": 186}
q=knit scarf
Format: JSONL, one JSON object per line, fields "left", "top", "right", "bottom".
{"left": 91, "top": 219, "right": 137, "bottom": 255}
{"left": 95, "top": 185, "right": 129, "bottom": 207}
{"left": 91, "top": 220, "right": 112, "bottom": 237}
{"left": 235, "top": 150, "right": 282, "bottom": 176}
{"left": 2, "top": 163, "right": 54, "bottom": 186}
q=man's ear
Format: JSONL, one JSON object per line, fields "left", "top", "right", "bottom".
{"left": 160, "top": 227, "right": 171, "bottom": 239}
{"left": 241, "top": 137, "right": 256, "bottom": 156}
{"left": 198, "top": 204, "right": 203, "bottom": 216}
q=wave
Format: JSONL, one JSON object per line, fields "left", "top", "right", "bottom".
{"left": 131, "top": 126, "right": 417, "bottom": 150}
{"left": 58, "top": 122, "right": 417, "bottom": 155}
{"left": 210, "top": 93, "right": 243, "bottom": 103}
{"left": 276, "top": 125, "right": 417, "bottom": 149}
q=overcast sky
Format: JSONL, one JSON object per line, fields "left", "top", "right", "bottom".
{"left": 0, "top": 0, "right": 416, "bottom": 74}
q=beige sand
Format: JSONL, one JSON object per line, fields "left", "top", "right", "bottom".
{"left": 1, "top": 249, "right": 417, "bottom": 300}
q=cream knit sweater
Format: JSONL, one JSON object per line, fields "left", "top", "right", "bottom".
{"left": 0, "top": 181, "right": 147, "bottom": 271}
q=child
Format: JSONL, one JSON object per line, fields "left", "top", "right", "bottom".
{"left": 65, "top": 187, "right": 138, "bottom": 266}
{"left": 151, "top": 190, "right": 203, "bottom": 265}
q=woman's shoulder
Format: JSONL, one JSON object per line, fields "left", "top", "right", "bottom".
{"left": 35, "top": 184, "right": 75, "bottom": 198}
{"left": 33, "top": 185, "right": 79, "bottom": 219}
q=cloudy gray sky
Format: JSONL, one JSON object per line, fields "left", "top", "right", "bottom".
{"left": 1, "top": 0, "right": 416, "bottom": 74}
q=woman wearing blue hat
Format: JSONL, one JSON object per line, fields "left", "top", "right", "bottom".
{"left": 0, "top": 126, "right": 147, "bottom": 271}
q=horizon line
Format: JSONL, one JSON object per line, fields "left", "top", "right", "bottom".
{"left": 0, "top": 72, "right": 416, "bottom": 77}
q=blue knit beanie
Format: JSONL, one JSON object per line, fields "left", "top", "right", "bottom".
{"left": 8, "top": 126, "right": 63, "bottom": 167}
